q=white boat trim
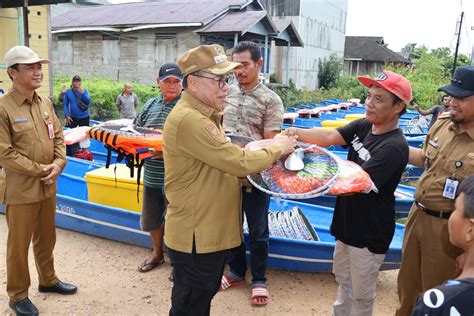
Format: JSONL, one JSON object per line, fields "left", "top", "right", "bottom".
{"left": 55, "top": 211, "right": 399, "bottom": 266}
{"left": 252, "top": 252, "right": 399, "bottom": 265}
{"left": 56, "top": 210, "right": 149, "bottom": 236}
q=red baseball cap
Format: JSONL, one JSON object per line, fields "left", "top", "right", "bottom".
{"left": 358, "top": 71, "right": 412, "bottom": 104}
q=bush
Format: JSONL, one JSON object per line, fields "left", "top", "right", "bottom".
{"left": 271, "top": 46, "right": 465, "bottom": 110}
{"left": 318, "top": 54, "right": 343, "bottom": 89}
{"left": 53, "top": 76, "right": 159, "bottom": 121}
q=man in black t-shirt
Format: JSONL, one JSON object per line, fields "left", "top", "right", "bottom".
{"left": 288, "top": 70, "right": 411, "bottom": 316}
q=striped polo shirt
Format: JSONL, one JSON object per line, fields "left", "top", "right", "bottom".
{"left": 133, "top": 94, "right": 180, "bottom": 188}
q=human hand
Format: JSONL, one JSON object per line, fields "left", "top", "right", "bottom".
{"left": 61, "top": 85, "right": 67, "bottom": 93}
{"left": 412, "top": 104, "right": 420, "bottom": 110}
{"left": 284, "top": 127, "right": 299, "bottom": 138}
{"left": 75, "top": 86, "right": 84, "bottom": 94}
{"left": 273, "top": 134, "right": 296, "bottom": 156}
{"left": 65, "top": 116, "right": 73, "bottom": 125}
{"left": 41, "top": 163, "right": 62, "bottom": 185}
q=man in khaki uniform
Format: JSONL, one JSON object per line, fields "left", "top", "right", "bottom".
{"left": 397, "top": 66, "right": 474, "bottom": 315}
{"left": 163, "top": 44, "right": 295, "bottom": 315}
{"left": 0, "top": 46, "right": 77, "bottom": 316}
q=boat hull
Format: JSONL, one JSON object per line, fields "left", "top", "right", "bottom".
{"left": 0, "top": 157, "right": 404, "bottom": 273}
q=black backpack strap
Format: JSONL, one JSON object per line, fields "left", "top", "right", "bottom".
{"left": 135, "top": 156, "right": 145, "bottom": 203}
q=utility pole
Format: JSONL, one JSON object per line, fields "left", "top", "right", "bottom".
{"left": 452, "top": 12, "right": 464, "bottom": 76}
{"left": 23, "top": 0, "right": 30, "bottom": 47}
{"left": 471, "top": 26, "right": 474, "bottom": 65}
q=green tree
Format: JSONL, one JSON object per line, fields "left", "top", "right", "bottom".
{"left": 318, "top": 54, "right": 343, "bottom": 89}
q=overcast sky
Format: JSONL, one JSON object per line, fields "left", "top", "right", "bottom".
{"left": 346, "top": 0, "right": 474, "bottom": 56}
{"left": 108, "top": 0, "right": 474, "bottom": 57}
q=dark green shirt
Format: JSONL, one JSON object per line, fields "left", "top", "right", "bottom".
{"left": 133, "top": 94, "right": 180, "bottom": 188}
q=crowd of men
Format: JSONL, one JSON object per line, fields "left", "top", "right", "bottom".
{"left": 0, "top": 42, "right": 473, "bottom": 316}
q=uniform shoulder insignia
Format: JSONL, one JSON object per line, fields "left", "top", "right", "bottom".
{"left": 205, "top": 123, "right": 224, "bottom": 141}
{"left": 438, "top": 112, "right": 450, "bottom": 119}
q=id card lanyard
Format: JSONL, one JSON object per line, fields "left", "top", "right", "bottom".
{"left": 442, "top": 160, "right": 462, "bottom": 200}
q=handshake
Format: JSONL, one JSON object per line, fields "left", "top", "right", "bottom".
{"left": 272, "top": 133, "right": 298, "bottom": 155}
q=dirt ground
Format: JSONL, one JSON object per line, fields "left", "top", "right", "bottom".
{"left": 0, "top": 215, "right": 400, "bottom": 315}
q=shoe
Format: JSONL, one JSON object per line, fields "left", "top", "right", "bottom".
{"left": 9, "top": 297, "right": 39, "bottom": 316}
{"left": 38, "top": 280, "right": 77, "bottom": 295}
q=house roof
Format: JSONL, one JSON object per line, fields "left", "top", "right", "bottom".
{"left": 272, "top": 17, "right": 303, "bottom": 47}
{"left": 195, "top": 10, "right": 278, "bottom": 36}
{"left": 1, "top": 0, "right": 71, "bottom": 8}
{"left": 344, "top": 36, "right": 410, "bottom": 63}
{"left": 51, "top": 0, "right": 258, "bottom": 30}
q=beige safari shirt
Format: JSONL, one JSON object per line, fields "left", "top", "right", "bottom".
{"left": 0, "top": 89, "right": 66, "bottom": 205}
{"left": 223, "top": 82, "right": 284, "bottom": 140}
{"left": 163, "top": 91, "right": 282, "bottom": 254}
{"left": 415, "top": 113, "right": 474, "bottom": 212}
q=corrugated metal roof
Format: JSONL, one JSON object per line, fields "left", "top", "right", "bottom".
{"left": 196, "top": 10, "right": 275, "bottom": 35}
{"left": 52, "top": 0, "right": 251, "bottom": 28}
{"left": 272, "top": 17, "right": 303, "bottom": 47}
{"left": 1, "top": 0, "right": 71, "bottom": 8}
{"left": 344, "top": 36, "right": 409, "bottom": 63}
{"left": 272, "top": 18, "right": 291, "bottom": 33}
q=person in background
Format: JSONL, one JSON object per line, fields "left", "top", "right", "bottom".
{"left": 163, "top": 44, "right": 295, "bottom": 315}
{"left": 58, "top": 84, "right": 67, "bottom": 104}
{"left": 134, "top": 63, "right": 182, "bottom": 273}
{"left": 63, "top": 75, "right": 91, "bottom": 156}
{"left": 221, "top": 41, "right": 284, "bottom": 306}
{"left": 0, "top": 45, "right": 76, "bottom": 316}
{"left": 396, "top": 66, "right": 474, "bottom": 315}
{"left": 116, "top": 83, "right": 139, "bottom": 119}
{"left": 287, "top": 70, "right": 411, "bottom": 316}
{"left": 412, "top": 175, "right": 474, "bottom": 315}
{"left": 412, "top": 94, "right": 450, "bottom": 128}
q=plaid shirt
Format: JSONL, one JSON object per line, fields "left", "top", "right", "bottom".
{"left": 223, "top": 83, "right": 284, "bottom": 140}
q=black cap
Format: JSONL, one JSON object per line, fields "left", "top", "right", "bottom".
{"left": 72, "top": 75, "right": 81, "bottom": 82}
{"left": 438, "top": 66, "right": 474, "bottom": 99}
{"left": 158, "top": 63, "right": 183, "bottom": 81}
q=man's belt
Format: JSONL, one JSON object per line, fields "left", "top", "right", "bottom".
{"left": 415, "top": 201, "right": 451, "bottom": 220}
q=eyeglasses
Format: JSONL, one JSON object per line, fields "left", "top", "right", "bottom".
{"left": 192, "top": 73, "right": 233, "bottom": 89}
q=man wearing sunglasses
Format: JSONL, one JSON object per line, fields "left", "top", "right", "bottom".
{"left": 220, "top": 41, "right": 284, "bottom": 306}
{"left": 163, "top": 44, "right": 295, "bottom": 315}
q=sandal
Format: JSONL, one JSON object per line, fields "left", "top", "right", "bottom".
{"left": 137, "top": 258, "right": 164, "bottom": 273}
{"left": 220, "top": 273, "right": 246, "bottom": 291}
{"left": 251, "top": 285, "right": 269, "bottom": 306}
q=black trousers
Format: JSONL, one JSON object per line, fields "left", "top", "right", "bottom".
{"left": 66, "top": 116, "right": 90, "bottom": 156}
{"left": 168, "top": 247, "right": 228, "bottom": 316}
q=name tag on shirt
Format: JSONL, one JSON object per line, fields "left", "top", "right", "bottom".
{"left": 14, "top": 118, "right": 29, "bottom": 123}
{"left": 442, "top": 178, "right": 459, "bottom": 200}
{"left": 428, "top": 140, "right": 439, "bottom": 148}
{"left": 47, "top": 120, "right": 55, "bottom": 139}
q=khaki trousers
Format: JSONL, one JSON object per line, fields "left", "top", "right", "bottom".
{"left": 6, "top": 195, "right": 58, "bottom": 302}
{"left": 332, "top": 240, "right": 385, "bottom": 316}
{"left": 396, "top": 203, "right": 462, "bottom": 316}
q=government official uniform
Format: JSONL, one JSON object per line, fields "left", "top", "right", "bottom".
{"left": 397, "top": 67, "right": 474, "bottom": 315}
{"left": 1, "top": 46, "right": 76, "bottom": 316}
{"left": 163, "top": 44, "right": 287, "bottom": 316}
{"left": 0, "top": 89, "right": 66, "bottom": 301}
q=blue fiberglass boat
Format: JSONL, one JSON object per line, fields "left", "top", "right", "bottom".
{"left": 1, "top": 157, "right": 404, "bottom": 272}
{"left": 88, "top": 139, "right": 417, "bottom": 217}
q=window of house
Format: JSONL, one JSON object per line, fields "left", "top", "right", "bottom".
{"left": 155, "top": 33, "right": 177, "bottom": 66}
{"left": 58, "top": 35, "right": 73, "bottom": 64}
{"left": 102, "top": 34, "right": 120, "bottom": 65}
